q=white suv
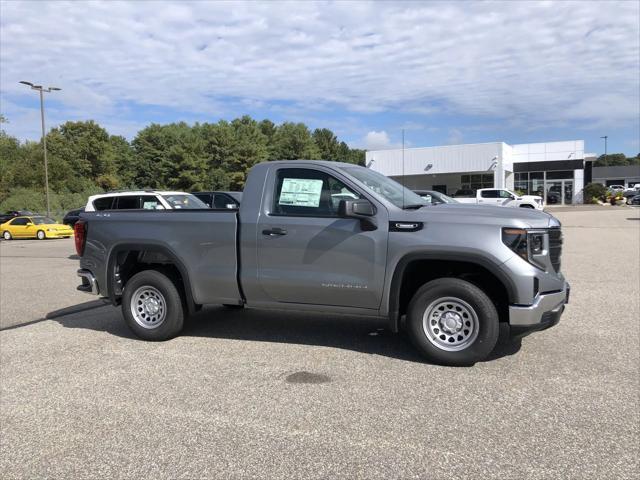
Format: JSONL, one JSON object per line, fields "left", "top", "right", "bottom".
{"left": 85, "top": 191, "right": 208, "bottom": 212}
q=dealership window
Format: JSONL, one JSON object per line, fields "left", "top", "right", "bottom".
{"left": 515, "top": 172, "right": 528, "bottom": 193}
{"left": 529, "top": 172, "right": 544, "bottom": 196}
{"left": 460, "top": 173, "right": 493, "bottom": 192}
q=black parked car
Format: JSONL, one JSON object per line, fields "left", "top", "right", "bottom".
{"left": 630, "top": 194, "right": 640, "bottom": 206}
{"left": 0, "top": 210, "right": 36, "bottom": 224}
{"left": 192, "top": 191, "right": 242, "bottom": 209}
{"left": 62, "top": 208, "right": 85, "bottom": 227}
{"left": 413, "top": 190, "right": 459, "bottom": 205}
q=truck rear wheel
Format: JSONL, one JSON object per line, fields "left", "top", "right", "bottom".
{"left": 122, "top": 270, "right": 184, "bottom": 341}
{"left": 406, "top": 278, "right": 499, "bottom": 366}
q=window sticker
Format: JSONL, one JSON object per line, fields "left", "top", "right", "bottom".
{"left": 279, "top": 178, "right": 323, "bottom": 207}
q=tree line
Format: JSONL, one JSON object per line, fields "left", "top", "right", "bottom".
{"left": 593, "top": 153, "right": 640, "bottom": 167}
{"left": 0, "top": 115, "right": 365, "bottom": 215}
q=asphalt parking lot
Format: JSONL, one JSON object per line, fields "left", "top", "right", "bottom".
{"left": 1, "top": 208, "right": 638, "bottom": 479}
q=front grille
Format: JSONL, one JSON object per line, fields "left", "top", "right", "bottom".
{"left": 548, "top": 227, "right": 562, "bottom": 272}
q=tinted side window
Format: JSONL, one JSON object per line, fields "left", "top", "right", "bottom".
{"left": 115, "top": 196, "right": 140, "bottom": 209}
{"left": 481, "top": 190, "right": 499, "bottom": 198}
{"left": 93, "top": 197, "right": 114, "bottom": 210}
{"left": 213, "top": 194, "right": 237, "bottom": 209}
{"left": 272, "top": 168, "right": 359, "bottom": 217}
{"left": 193, "top": 193, "right": 213, "bottom": 207}
{"left": 11, "top": 217, "right": 28, "bottom": 225}
{"left": 499, "top": 190, "right": 513, "bottom": 198}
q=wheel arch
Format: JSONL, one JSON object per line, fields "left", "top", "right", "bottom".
{"left": 387, "top": 252, "right": 517, "bottom": 333}
{"left": 106, "top": 242, "right": 198, "bottom": 314}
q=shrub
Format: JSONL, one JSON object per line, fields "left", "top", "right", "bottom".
{"left": 583, "top": 183, "right": 607, "bottom": 204}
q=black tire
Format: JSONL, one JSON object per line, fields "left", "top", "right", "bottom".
{"left": 36, "top": 230, "right": 46, "bottom": 240}
{"left": 122, "top": 270, "right": 184, "bottom": 341}
{"left": 406, "top": 278, "right": 499, "bottom": 366}
{"left": 2, "top": 231, "right": 11, "bottom": 240}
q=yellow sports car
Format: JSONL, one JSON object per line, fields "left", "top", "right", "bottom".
{"left": 1, "top": 216, "right": 74, "bottom": 240}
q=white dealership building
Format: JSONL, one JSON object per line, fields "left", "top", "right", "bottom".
{"left": 366, "top": 140, "right": 593, "bottom": 205}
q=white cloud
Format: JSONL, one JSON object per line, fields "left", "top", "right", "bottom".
{"left": 364, "top": 131, "right": 392, "bottom": 150}
{"left": 0, "top": 0, "right": 638, "bottom": 140}
{"left": 446, "top": 128, "right": 464, "bottom": 145}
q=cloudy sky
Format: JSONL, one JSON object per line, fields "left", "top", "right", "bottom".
{"left": 1, "top": 0, "right": 638, "bottom": 154}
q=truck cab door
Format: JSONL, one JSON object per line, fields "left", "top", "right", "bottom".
{"left": 255, "top": 166, "right": 388, "bottom": 310}
{"left": 479, "top": 189, "right": 501, "bottom": 206}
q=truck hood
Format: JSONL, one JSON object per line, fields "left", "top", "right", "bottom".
{"left": 394, "top": 203, "right": 559, "bottom": 229}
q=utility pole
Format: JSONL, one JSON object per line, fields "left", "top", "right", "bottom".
{"left": 600, "top": 135, "right": 608, "bottom": 167}
{"left": 19, "top": 81, "right": 61, "bottom": 217}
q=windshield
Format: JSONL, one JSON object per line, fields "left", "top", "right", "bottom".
{"left": 161, "top": 194, "right": 208, "bottom": 209}
{"left": 341, "top": 167, "right": 427, "bottom": 208}
{"left": 32, "top": 217, "right": 56, "bottom": 225}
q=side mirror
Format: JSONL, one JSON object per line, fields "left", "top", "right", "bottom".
{"left": 26, "top": 222, "right": 34, "bottom": 226}
{"left": 338, "top": 199, "right": 377, "bottom": 230}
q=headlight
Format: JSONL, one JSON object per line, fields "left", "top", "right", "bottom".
{"left": 502, "top": 228, "right": 548, "bottom": 270}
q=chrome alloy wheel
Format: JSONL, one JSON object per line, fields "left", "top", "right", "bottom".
{"left": 130, "top": 286, "right": 167, "bottom": 329}
{"left": 422, "top": 297, "right": 479, "bottom": 351}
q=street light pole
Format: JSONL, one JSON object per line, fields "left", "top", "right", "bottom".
{"left": 600, "top": 135, "right": 608, "bottom": 167}
{"left": 38, "top": 88, "right": 51, "bottom": 217}
{"left": 19, "top": 81, "right": 61, "bottom": 218}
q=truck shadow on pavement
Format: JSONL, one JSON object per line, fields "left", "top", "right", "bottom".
{"left": 46, "top": 302, "right": 521, "bottom": 365}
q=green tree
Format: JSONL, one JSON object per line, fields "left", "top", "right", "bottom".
{"left": 594, "top": 153, "right": 630, "bottom": 167}
{"left": 132, "top": 122, "right": 209, "bottom": 190}
{"left": 313, "top": 128, "right": 341, "bottom": 160}
{"left": 0, "top": 127, "right": 22, "bottom": 200}
{"left": 271, "top": 122, "right": 320, "bottom": 160}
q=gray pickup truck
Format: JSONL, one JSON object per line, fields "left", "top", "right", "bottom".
{"left": 75, "top": 160, "right": 569, "bottom": 365}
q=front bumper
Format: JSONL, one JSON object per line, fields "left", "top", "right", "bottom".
{"left": 508, "top": 282, "right": 569, "bottom": 335}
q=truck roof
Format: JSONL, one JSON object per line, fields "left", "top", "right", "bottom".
{"left": 89, "top": 191, "right": 191, "bottom": 199}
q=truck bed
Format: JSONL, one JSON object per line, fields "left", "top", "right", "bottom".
{"left": 80, "top": 210, "right": 242, "bottom": 305}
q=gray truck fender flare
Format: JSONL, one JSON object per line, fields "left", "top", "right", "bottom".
{"left": 106, "top": 242, "right": 198, "bottom": 314}
{"left": 387, "top": 251, "right": 517, "bottom": 332}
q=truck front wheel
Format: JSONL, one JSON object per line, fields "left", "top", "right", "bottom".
{"left": 122, "top": 270, "right": 184, "bottom": 341}
{"left": 406, "top": 278, "right": 499, "bottom": 366}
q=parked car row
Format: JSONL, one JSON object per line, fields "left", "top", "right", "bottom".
{"left": 84, "top": 190, "right": 242, "bottom": 212}
{"left": 2, "top": 189, "right": 247, "bottom": 241}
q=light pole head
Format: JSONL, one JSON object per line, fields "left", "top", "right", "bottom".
{"left": 19, "top": 81, "right": 34, "bottom": 87}
{"left": 49, "top": 87, "right": 61, "bottom": 91}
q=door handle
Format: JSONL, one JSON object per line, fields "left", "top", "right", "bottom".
{"left": 262, "top": 227, "right": 287, "bottom": 236}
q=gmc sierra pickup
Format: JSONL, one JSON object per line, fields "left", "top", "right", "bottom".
{"left": 75, "top": 160, "right": 569, "bottom": 365}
